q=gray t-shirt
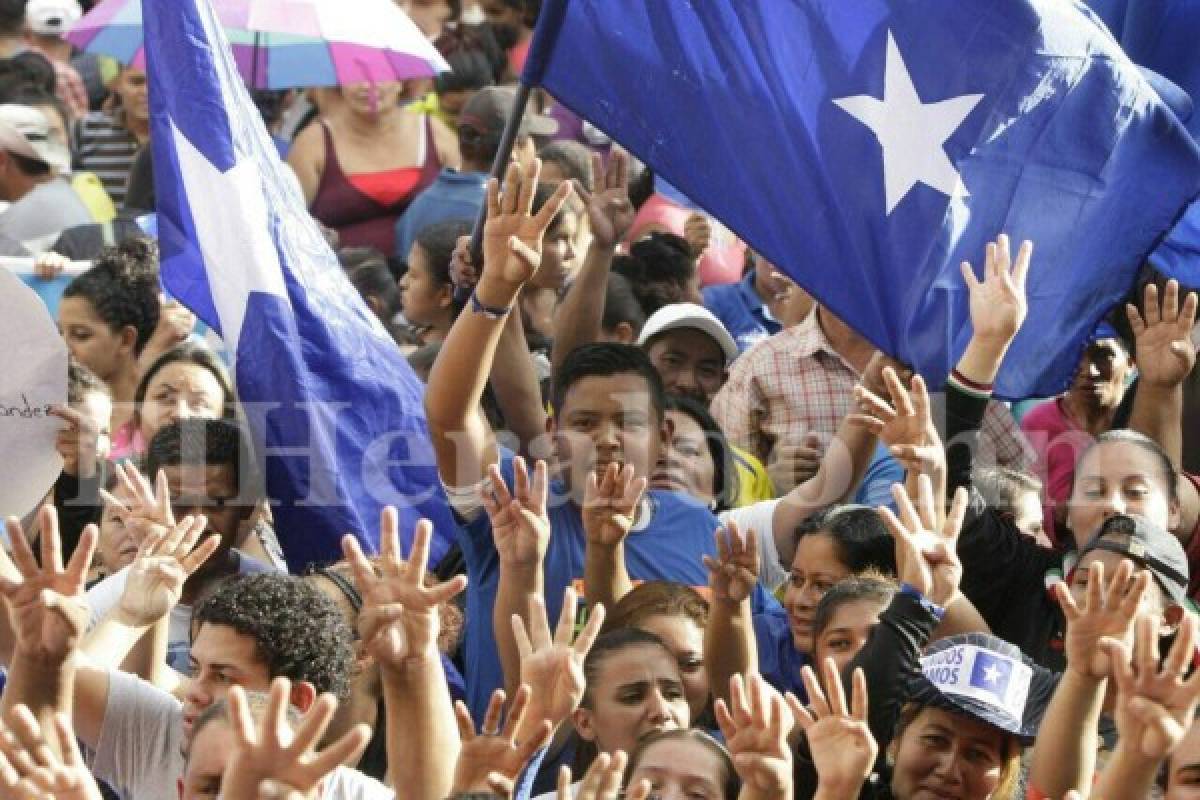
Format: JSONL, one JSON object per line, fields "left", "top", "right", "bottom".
{"left": 93, "top": 669, "right": 394, "bottom": 800}
{"left": 0, "top": 178, "right": 92, "bottom": 253}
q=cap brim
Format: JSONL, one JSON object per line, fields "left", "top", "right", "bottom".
{"left": 640, "top": 315, "right": 739, "bottom": 363}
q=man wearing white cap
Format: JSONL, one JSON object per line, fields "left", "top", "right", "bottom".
{"left": 0, "top": 103, "right": 91, "bottom": 251}
{"left": 23, "top": 0, "right": 88, "bottom": 121}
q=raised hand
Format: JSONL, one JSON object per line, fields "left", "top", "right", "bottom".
{"left": 0, "top": 706, "right": 103, "bottom": 800}
{"left": 512, "top": 587, "right": 605, "bottom": 729}
{"left": 767, "top": 434, "right": 822, "bottom": 493}
{"left": 582, "top": 463, "right": 646, "bottom": 549}
{"left": 481, "top": 158, "right": 574, "bottom": 289}
{"left": 849, "top": 367, "right": 942, "bottom": 475}
{"left": 683, "top": 212, "right": 713, "bottom": 259}
{"left": 565, "top": 751, "right": 652, "bottom": 800}
{"left": 877, "top": 478, "right": 967, "bottom": 608}
{"left": 99, "top": 462, "right": 176, "bottom": 550}
{"left": 116, "top": 513, "right": 218, "bottom": 627}
{"left": 789, "top": 659, "right": 878, "bottom": 800}
{"left": 1101, "top": 614, "right": 1200, "bottom": 760}
{"left": 342, "top": 509, "right": 467, "bottom": 671}
{"left": 1127, "top": 280, "right": 1198, "bottom": 389}
{"left": 0, "top": 507, "right": 95, "bottom": 663}
{"left": 1053, "top": 559, "right": 1149, "bottom": 681}
{"left": 703, "top": 521, "right": 759, "bottom": 606}
{"left": 960, "top": 234, "right": 1032, "bottom": 345}
{"left": 47, "top": 405, "right": 103, "bottom": 479}
{"left": 579, "top": 151, "right": 634, "bottom": 249}
{"left": 451, "top": 685, "right": 553, "bottom": 798}
{"left": 485, "top": 458, "right": 550, "bottom": 569}
{"left": 220, "top": 679, "right": 371, "bottom": 800}
{"left": 715, "top": 673, "right": 794, "bottom": 798}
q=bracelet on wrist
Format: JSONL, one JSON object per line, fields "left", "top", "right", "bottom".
{"left": 469, "top": 290, "right": 512, "bottom": 320}
{"left": 898, "top": 582, "right": 946, "bottom": 620}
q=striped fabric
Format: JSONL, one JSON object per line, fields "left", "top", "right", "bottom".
{"left": 71, "top": 112, "right": 139, "bottom": 208}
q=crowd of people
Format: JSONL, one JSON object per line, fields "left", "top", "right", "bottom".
{"left": 1, "top": 1, "right": 1200, "bottom": 799}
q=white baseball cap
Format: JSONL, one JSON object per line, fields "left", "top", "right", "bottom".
{"left": 637, "top": 303, "right": 739, "bottom": 363}
{"left": 0, "top": 105, "right": 69, "bottom": 173}
{"left": 26, "top": 0, "right": 82, "bottom": 36}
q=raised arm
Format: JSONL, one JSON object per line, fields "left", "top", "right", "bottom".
{"left": 1028, "top": 560, "right": 1149, "bottom": 800}
{"left": 425, "top": 160, "right": 573, "bottom": 487}
{"left": 788, "top": 661, "right": 877, "bottom": 800}
{"left": 1126, "top": 280, "right": 1200, "bottom": 545}
{"left": 703, "top": 521, "right": 760, "bottom": 707}
{"left": 343, "top": 511, "right": 469, "bottom": 799}
{"left": 582, "top": 463, "right": 646, "bottom": 610}
{"left": 484, "top": 457, "right": 550, "bottom": 697}
{"left": 716, "top": 673, "right": 795, "bottom": 800}
{"left": 550, "top": 152, "right": 634, "bottom": 376}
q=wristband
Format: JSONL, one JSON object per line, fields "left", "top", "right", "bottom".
{"left": 469, "top": 290, "right": 511, "bottom": 320}
{"left": 899, "top": 582, "right": 946, "bottom": 620}
{"left": 949, "top": 368, "right": 993, "bottom": 393}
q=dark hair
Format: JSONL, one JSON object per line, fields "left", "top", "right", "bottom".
{"left": 341, "top": 247, "right": 401, "bottom": 321}
{"left": 3, "top": 52, "right": 56, "bottom": 96}
{"left": 613, "top": 233, "right": 698, "bottom": 316}
{"left": 812, "top": 574, "right": 897, "bottom": 645}
{"left": 194, "top": 573, "right": 354, "bottom": 700}
{"left": 433, "top": 28, "right": 496, "bottom": 95}
{"left": 412, "top": 218, "right": 473, "bottom": 287}
{"left": 974, "top": 466, "right": 1042, "bottom": 515}
{"left": 551, "top": 343, "right": 666, "bottom": 422}
{"left": 627, "top": 729, "right": 739, "bottom": 800}
{"left": 538, "top": 139, "right": 593, "bottom": 192}
{"left": 67, "top": 358, "right": 110, "bottom": 405}
{"left": 602, "top": 272, "right": 646, "bottom": 338}
{"left": 663, "top": 394, "right": 738, "bottom": 511}
{"left": 1074, "top": 429, "right": 1179, "bottom": 504}
{"left": 144, "top": 417, "right": 261, "bottom": 503}
{"left": 133, "top": 343, "right": 236, "bottom": 421}
{"left": 124, "top": 146, "right": 155, "bottom": 212}
{"left": 794, "top": 506, "right": 897, "bottom": 576}
{"left": 581, "top": 627, "right": 676, "bottom": 710}
{"left": 0, "top": 0, "right": 24, "bottom": 35}
{"left": 63, "top": 238, "right": 161, "bottom": 353}
{"left": 602, "top": 581, "right": 708, "bottom": 634}
{"left": 533, "top": 182, "right": 578, "bottom": 235}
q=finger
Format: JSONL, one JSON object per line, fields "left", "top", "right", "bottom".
{"left": 588, "top": 153, "right": 602, "bottom": 194}
{"left": 533, "top": 459, "right": 549, "bottom": 514}
{"left": 1164, "top": 279, "right": 1180, "bottom": 324}
{"left": 453, "top": 700, "right": 478, "bottom": 741}
{"left": 532, "top": 179, "right": 574, "bottom": 232}
{"left": 341, "top": 534, "right": 376, "bottom": 594}
{"left": 850, "top": 667, "right": 869, "bottom": 721}
{"left": 943, "top": 487, "right": 968, "bottom": 544}
{"left": 181, "top": 533, "right": 221, "bottom": 575}
{"left": 1084, "top": 560, "right": 1104, "bottom": 614}
{"left": 612, "top": 149, "right": 628, "bottom": 191}
{"left": 98, "top": 489, "right": 131, "bottom": 520}
{"left": 290, "top": 693, "right": 337, "bottom": 756}
{"left": 2, "top": 517, "right": 36, "bottom": 579}
{"left": 528, "top": 593, "right": 553, "bottom": 650}
{"left": 518, "top": 158, "right": 541, "bottom": 216}
{"left": 1103, "top": 637, "right": 1135, "bottom": 694}
{"left": 154, "top": 469, "right": 174, "bottom": 527}
{"left": 600, "top": 750, "right": 627, "bottom": 800}
{"left": 714, "top": 698, "right": 736, "bottom": 741}
{"left": 426, "top": 573, "right": 468, "bottom": 606}
{"left": 1165, "top": 613, "right": 1197, "bottom": 678}
{"left": 500, "top": 161, "right": 521, "bottom": 216}
{"left": 485, "top": 176, "right": 501, "bottom": 220}
{"left": 488, "top": 463, "right": 513, "bottom": 509}
{"left": 1126, "top": 303, "right": 1146, "bottom": 337}
{"left": 509, "top": 236, "right": 541, "bottom": 268}
{"left": 853, "top": 386, "right": 898, "bottom": 421}
{"left": 915, "top": 473, "right": 937, "bottom": 534}
{"left": 555, "top": 586, "right": 578, "bottom": 648}
{"left": 305, "top": 724, "right": 371, "bottom": 783}
{"left": 730, "top": 673, "right": 752, "bottom": 726}
{"left": 1181, "top": 291, "right": 1198, "bottom": 331}
{"left": 823, "top": 657, "right": 850, "bottom": 718}
{"left": 503, "top": 684, "right": 532, "bottom": 741}
{"left": 512, "top": 612, "right": 533, "bottom": 661}
{"left": 1117, "top": 570, "right": 1152, "bottom": 620}
{"left": 883, "top": 367, "right": 915, "bottom": 418}
{"left": 575, "top": 601, "right": 605, "bottom": 657}
{"left": 482, "top": 688, "right": 506, "bottom": 736}
{"left": 959, "top": 261, "right": 981, "bottom": 292}
{"left": 626, "top": 779, "right": 653, "bottom": 800}
{"left": 228, "top": 685, "right": 257, "bottom": 747}
{"left": 38, "top": 505, "right": 62, "bottom": 574}
{"left": 266, "top": 677, "right": 291, "bottom": 746}
{"left": 800, "top": 664, "right": 830, "bottom": 719}
{"left": 1145, "top": 282, "right": 1162, "bottom": 327}
{"left": 1052, "top": 581, "right": 1081, "bottom": 622}
{"left": 64, "top": 523, "right": 98, "bottom": 590}
{"left": 557, "top": 765, "right": 573, "bottom": 800}
{"left": 487, "top": 773, "right": 517, "bottom": 798}
{"left": 891, "top": 483, "right": 921, "bottom": 536}
{"left": 1012, "top": 240, "right": 1033, "bottom": 291}
{"left": 513, "top": 456, "right": 531, "bottom": 506}
{"left": 1135, "top": 614, "right": 1160, "bottom": 679}
{"left": 406, "top": 518, "right": 433, "bottom": 587}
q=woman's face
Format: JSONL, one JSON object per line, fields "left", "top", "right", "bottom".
{"left": 783, "top": 533, "right": 851, "bottom": 655}
{"left": 574, "top": 645, "right": 690, "bottom": 756}
{"left": 529, "top": 210, "right": 580, "bottom": 291}
{"left": 340, "top": 81, "right": 403, "bottom": 117}
{"left": 652, "top": 410, "right": 717, "bottom": 506}
{"left": 1166, "top": 719, "right": 1200, "bottom": 800}
{"left": 637, "top": 614, "right": 709, "bottom": 721}
{"left": 1069, "top": 338, "right": 1132, "bottom": 410}
{"left": 138, "top": 362, "right": 227, "bottom": 445}
{"left": 115, "top": 68, "right": 149, "bottom": 124}
{"left": 890, "top": 708, "right": 1008, "bottom": 800}
{"left": 400, "top": 243, "right": 451, "bottom": 330}
{"left": 58, "top": 296, "right": 129, "bottom": 382}
{"left": 812, "top": 597, "right": 886, "bottom": 678}
{"left": 628, "top": 738, "right": 729, "bottom": 800}
{"left": 98, "top": 484, "right": 139, "bottom": 574}
{"left": 1065, "top": 439, "right": 1179, "bottom": 550}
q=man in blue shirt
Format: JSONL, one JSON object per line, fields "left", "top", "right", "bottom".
{"left": 394, "top": 86, "right": 557, "bottom": 262}
{"left": 702, "top": 250, "right": 812, "bottom": 353}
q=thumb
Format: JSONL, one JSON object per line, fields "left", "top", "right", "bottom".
{"left": 509, "top": 236, "right": 540, "bottom": 268}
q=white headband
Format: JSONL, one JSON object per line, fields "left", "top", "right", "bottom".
{"left": 920, "top": 644, "right": 1032, "bottom": 722}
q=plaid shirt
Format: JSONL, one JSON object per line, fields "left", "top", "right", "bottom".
{"left": 711, "top": 313, "right": 1033, "bottom": 470}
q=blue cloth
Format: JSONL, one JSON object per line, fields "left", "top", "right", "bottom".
{"left": 754, "top": 604, "right": 810, "bottom": 700}
{"left": 703, "top": 271, "right": 781, "bottom": 354}
{"left": 21, "top": 274, "right": 73, "bottom": 318}
{"left": 144, "top": 0, "right": 456, "bottom": 570}
{"left": 457, "top": 451, "right": 781, "bottom": 719}
{"left": 393, "top": 168, "right": 488, "bottom": 262}
{"left": 523, "top": 0, "right": 1200, "bottom": 400}
{"left": 853, "top": 442, "right": 905, "bottom": 511}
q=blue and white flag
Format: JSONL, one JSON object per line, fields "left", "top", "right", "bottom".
{"left": 524, "top": 0, "right": 1200, "bottom": 399}
{"left": 144, "top": 0, "right": 455, "bottom": 570}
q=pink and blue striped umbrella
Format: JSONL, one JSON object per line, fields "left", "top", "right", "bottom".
{"left": 67, "top": 0, "right": 450, "bottom": 89}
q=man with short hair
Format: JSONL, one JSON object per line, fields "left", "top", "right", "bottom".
{"left": 23, "top": 0, "right": 88, "bottom": 121}
{"left": 0, "top": 103, "right": 91, "bottom": 251}
{"left": 393, "top": 85, "right": 557, "bottom": 261}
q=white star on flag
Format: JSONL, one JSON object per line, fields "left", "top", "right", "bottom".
{"left": 982, "top": 663, "right": 1002, "bottom": 685}
{"left": 834, "top": 31, "right": 984, "bottom": 214}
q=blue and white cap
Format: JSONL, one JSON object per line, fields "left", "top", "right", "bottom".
{"left": 909, "top": 633, "right": 1058, "bottom": 744}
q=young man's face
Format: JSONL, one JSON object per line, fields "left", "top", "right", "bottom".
{"left": 553, "top": 372, "right": 667, "bottom": 498}
{"left": 643, "top": 329, "right": 727, "bottom": 404}
{"left": 162, "top": 462, "right": 254, "bottom": 571}
{"left": 182, "top": 623, "right": 271, "bottom": 747}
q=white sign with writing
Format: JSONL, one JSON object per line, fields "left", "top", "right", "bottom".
{"left": 0, "top": 267, "right": 66, "bottom": 519}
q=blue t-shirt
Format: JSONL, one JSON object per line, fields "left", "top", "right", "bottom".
{"left": 853, "top": 442, "right": 904, "bottom": 511}
{"left": 702, "top": 272, "right": 781, "bottom": 354}
{"left": 393, "top": 168, "right": 487, "bottom": 261}
{"left": 754, "top": 603, "right": 810, "bottom": 700}
{"left": 457, "top": 452, "right": 780, "bottom": 718}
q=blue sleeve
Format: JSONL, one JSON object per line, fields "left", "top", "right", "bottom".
{"left": 753, "top": 603, "right": 806, "bottom": 699}
{"left": 854, "top": 442, "right": 903, "bottom": 511}
{"left": 513, "top": 745, "right": 550, "bottom": 800}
